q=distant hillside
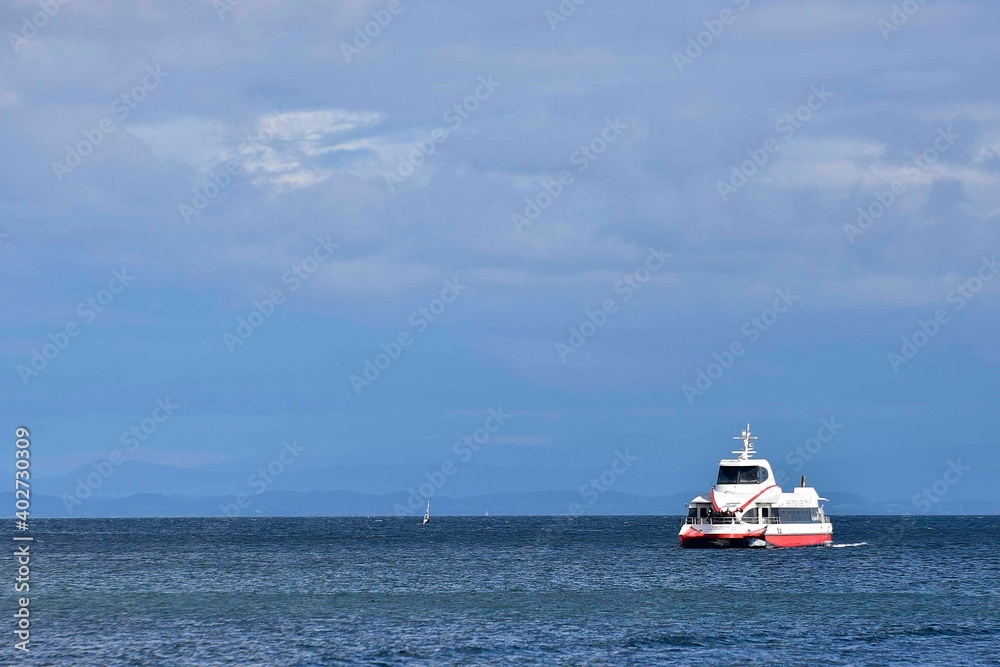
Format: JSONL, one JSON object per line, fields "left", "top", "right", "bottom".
{"left": 11, "top": 490, "right": 999, "bottom": 518}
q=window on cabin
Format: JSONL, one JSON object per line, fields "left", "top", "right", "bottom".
{"left": 718, "top": 465, "right": 768, "bottom": 485}
{"left": 717, "top": 466, "right": 741, "bottom": 484}
{"left": 775, "top": 508, "right": 816, "bottom": 523}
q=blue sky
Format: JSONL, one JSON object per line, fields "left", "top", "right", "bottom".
{"left": 2, "top": 1, "right": 998, "bottom": 508}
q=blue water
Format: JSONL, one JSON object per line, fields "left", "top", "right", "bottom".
{"left": 9, "top": 516, "right": 1000, "bottom": 666}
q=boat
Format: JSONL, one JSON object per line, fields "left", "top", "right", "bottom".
{"left": 422, "top": 501, "right": 430, "bottom": 526}
{"left": 678, "top": 424, "right": 833, "bottom": 548}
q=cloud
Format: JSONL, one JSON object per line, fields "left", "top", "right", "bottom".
{"left": 3, "top": 0, "right": 1000, "bottom": 315}
{"left": 129, "top": 108, "right": 387, "bottom": 193}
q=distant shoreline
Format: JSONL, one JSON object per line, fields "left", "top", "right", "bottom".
{"left": 24, "top": 513, "right": 998, "bottom": 519}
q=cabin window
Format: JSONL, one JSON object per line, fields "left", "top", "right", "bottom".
{"left": 743, "top": 508, "right": 759, "bottom": 523}
{"left": 761, "top": 507, "right": 770, "bottom": 518}
{"left": 687, "top": 507, "right": 697, "bottom": 518}
{"left": 717, "top": 465, "right": 767, "bottom": 485}
{"left": 775, "top": 508, "right": 815, "bottom": 523}
{"left": 699, "top": 507, "right": 708, "bottom": 518}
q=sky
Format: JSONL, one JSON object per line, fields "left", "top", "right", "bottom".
{"left": 2, "top": 1, "right": 998, "bottom": 511}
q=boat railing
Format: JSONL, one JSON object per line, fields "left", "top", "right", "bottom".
{"left": 685, "top": 516, "right": 782, "bottom": 525}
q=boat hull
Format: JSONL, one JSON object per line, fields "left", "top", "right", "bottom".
{"left": 679, "top": 534, "right": 769, "bottom": 549}
{"left": 762, "top": 532, "right": 831, "bottom": 547}
{"left": 678, "top": 525, "right": 832, "bottom": 548}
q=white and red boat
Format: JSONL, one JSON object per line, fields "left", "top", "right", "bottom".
{"left": 678, "top": 424, "right": 833, "bottom": 548}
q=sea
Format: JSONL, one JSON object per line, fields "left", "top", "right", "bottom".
{"left": 8, "top": 515, "right": 1000, "bottom": 666}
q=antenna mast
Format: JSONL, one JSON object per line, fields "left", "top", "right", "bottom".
{"left": 732, "top": 423, "right": 758, "bottom": 460}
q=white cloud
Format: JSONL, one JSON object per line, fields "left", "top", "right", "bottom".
{"left": 763, "top": 137, "right": 998, "bottom": 191}
{"left": 129, "top": 108, "right": 387, "bottom": 194}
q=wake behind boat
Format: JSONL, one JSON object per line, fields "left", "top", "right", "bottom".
{"left": 678, "top": 424, "right": 833, "bottom": 548}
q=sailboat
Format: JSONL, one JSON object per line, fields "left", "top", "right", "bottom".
{"left": 421, "top": 501, "right": 430, "bottom": 525}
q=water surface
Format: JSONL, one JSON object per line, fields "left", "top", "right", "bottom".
{"left": 9, "top": 515, "right": 1000, "bottom": 666}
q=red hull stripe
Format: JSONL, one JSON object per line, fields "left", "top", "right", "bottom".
{"left": 680, "top": 532, "right": 832, "bottom": 546}
{"left": 764, "top": 533, "right": 832, "bottom": 547}
{"left": 709, "top": 484, "right": 779, "bottom": 513}
{"left": 738, "top": 485, "right": 778, "bottom": 511}
{"left": 681, "top": 532, "right": 765, "bottom": 541}
{"left": 679, "top": 526, "right": 766, "bottom": 541}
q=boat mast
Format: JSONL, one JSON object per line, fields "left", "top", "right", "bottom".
{"left": 732, "top": 423, "right": 758, "bottom": 460}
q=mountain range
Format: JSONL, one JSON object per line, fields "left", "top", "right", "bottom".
{"left": 14, "top": 456, "right": 996, "bottom": 518}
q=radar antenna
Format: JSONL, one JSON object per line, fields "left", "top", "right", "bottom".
{"left": 732, "top": 423, "right": 758, "bottom": 460}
